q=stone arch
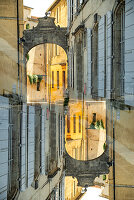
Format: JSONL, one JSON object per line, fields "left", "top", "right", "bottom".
{"left": 65, "top": 147, "right": 109, "bottom": 187}
{"left": 23, "top": 17, "right": 67, "bottom": 56}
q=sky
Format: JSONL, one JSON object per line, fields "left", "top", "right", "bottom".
{"left": 23, "top": 0, "right": 55, "bottom": 17}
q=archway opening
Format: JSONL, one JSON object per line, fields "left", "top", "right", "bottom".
{"left": 65, "top": 100, "right": 106, "bottom": 161}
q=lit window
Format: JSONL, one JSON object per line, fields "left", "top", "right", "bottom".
{"left": 93, "top": 113, "right": 96, "bottom": 122}
{"left": 79, "top": 116, "right": 81, "bottom": 133}
{"left": 57, "top": 71, "right": 59, "bottom": 89}
{"left": 73, "top": 115, "right": 76, "bottom": 133}
{"left": 62, "top": 71, "right": 65, "bottom": 89}
{"left": 52, "top": 71, "right": 54, "bottom": 88}
{"left": 37, "top": 82, "right": 40, "bottom": 91}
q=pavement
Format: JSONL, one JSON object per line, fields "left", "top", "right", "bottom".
{"left": 81, "top": 187, "right": 108, "bottom": 200}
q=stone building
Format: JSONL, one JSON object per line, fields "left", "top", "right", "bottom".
{"left": 67, "top": 0, "right": 134, "bottom": 199}
{"left": 0, "top": 0, "right": 25, "bottom": 100}
{"left": 0, "top": 1, "right": 65, "bottom": 200}
{"left": 46, "top": 0, "right": 67, "bottom": 104}
{"left": 24, "top": 6, "right": 47, "bottom": 103}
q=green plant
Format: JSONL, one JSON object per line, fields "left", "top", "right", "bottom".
{"left": 33, "top": 75, "right": 38, "bottom": 84}
{"left": 89, "top": 122, "right": 95, "bottom": 129}
{"left": 100, "top": 119, "right": 104, "bottom": 129}
{"left": 95, "top": 120, "right": 100, "bottom": 129}
{"left": 37, "top": 75, "right": 43, "bottom": 83}
{"left": 26, "top": 53, "right": 29, "bottom": 61}
{"left": 103, "top": 175, "right": 106, "bottom": 181}
{"left": 94, "top": 119, "right": 104, "bottom": 130}
{"left": 26, "top": 23, "right": 30, "bottom": 30}
{"left": 103, "top": 142, "right": 106, "bottom": 151}
{"left": 28, "top": 75, "right": 33, "bottom": 84}
{"left": 64, "top": 97, "right": 69, "bottom": 107}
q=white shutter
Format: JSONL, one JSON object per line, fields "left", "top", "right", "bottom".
{"left": 80, "top": 0, "right": 83, "bottom": 5}
{"left": 20, "top": 104, "right": 27, "bottom": 191}
{"left": 124, "top": 0, "right": 134, "bottom": 106}
{"left": 61, "top": 174, "right": 65, "bottom": 200}
{"left": 0, "top": 96, "right": 9, "bottom": 199}
{"left": 87, "top": 28, "right": 92, "bottom": 95}
{"left": 73, "top": 0, "right": 77, "bottom": 15}
{"left": 28, "top": 106, "right": 35, "bottom": 187}
{"left": 67, "top": 0, "right": 71, "bottom": 27}
{"left": 106, "top": 11, "right": 112, "bottom": 99}
{"left": 41, "top": 108, "right": 45, "bottom": 174}
{"left": 98, "top": 16, "right": 106, "bottom": 97}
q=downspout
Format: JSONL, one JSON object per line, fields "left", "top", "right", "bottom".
{"left": 111, "top": 6, "right": 116, "bottom": 199}
{"left": 113, "top": 106, "right": 116, "bottom": 200}
{"left": 17, "top": 0, "right": 20, "bottom": 96}
{"left": 17, "top": 0, "right": 21, "bottom": 194}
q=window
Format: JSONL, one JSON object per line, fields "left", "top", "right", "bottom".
{"left": 62, "top": 71, "right": 65, "bottom": 89}
{"left": 67, "top": 112, "right": 70, "bottom": 133}
{"left": 92, "top": 24, "right": 98, "bottom": 96}
{"left": 71, "top": 0, "right": 74, "bottom": 21}
{"left": 55, "top": 44, "right": 57, "bottom": 56}
{"left": 56, "top": 7, "right": 59, "bottom": 23}
{"left": 73, "top": 114, "right": 76, "bottom": 133}
{"left": 84, "top": 30, "right": 87, "bottom": 48}
{"left": 37, "top": 81, "right": 40, "bottom": 91}
{"left": 113, "top": 2, "right": 125, "bottom": 98}
{"left": 93, "top": 113, "right": 96, "bottom": 123}
{"left": 71, "top": 52, "right": 74, "bottom": 89}
{"left": 52, "top": 71, "right": 54, "bottom": 88}
{"left": 73, "top": 181, "right": 76, "bottom": 197}
{"left": 79, "top": 116, "right": 81, "bottom": 133}
{"left": 57, "top": 71, "right": 59, "bottom": 89}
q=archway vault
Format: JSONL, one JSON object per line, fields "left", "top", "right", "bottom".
{"left": 65, "top": 147, "right": 109, "bottom": 187}
{"left": 22, "top": 16, "right": 67, "bottom": 56}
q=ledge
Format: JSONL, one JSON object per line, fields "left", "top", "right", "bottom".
{"left": 48, "top": 167, "right": 61, "bottom": 178}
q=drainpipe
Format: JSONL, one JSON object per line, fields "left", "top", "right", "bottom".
{"left": 111, "top": 7, "right": 116, "bottom": 199}
{"left": 17, "top": 0, "right": 20, "bottom": 96}
{"left": 112, "top": 105, "right": 116, "bottom": 200}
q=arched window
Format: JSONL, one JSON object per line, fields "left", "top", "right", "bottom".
{"left": 113, "top": 1, "right": 125, "bottom": 99}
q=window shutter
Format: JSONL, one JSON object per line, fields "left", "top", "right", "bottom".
{"left": 124, "top": 0, "right": 134, "bottom": 106}
{"left": 73, "top": 0, "right": 77, "bottom": 15}
{"left": 106, "top": 11, "right": 112, "bottom": 99}
{"left": 87, "top": 28, "right": 92, "bottom": 95}
{"left": 20, "top": 104, "right": 27, "bottom": 191}
{"left": 41, "top": 108, "right": 45, "bottom": 174}
{"left": 0, "top": 96, "right": 9, "bottom": 199}
{"left": 98, "top": 16, "right": 106, "bottom": 98}
{"left": 27, "top": 106, "right": 35, "bottom": 187}
{"left": 67, "top": 0, "right": 70, "bottom": 27}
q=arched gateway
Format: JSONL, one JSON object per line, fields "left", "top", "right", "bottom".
{"left": 22, "top": 16, "right": 109, "bottom": 187}
{"left": 23, "top": 16, "right": 67, "bottom": 56}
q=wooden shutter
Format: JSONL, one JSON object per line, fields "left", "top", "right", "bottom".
{"left": 98, "top": 16, "right": 106, "bottom": 97}
{"left": 124, "top": 0, "right": 134, "bottom": 106}
{"left": 61, "top": 175, "right": 65, "bottom": 200}
{"left": 87, "top": 28, "right": 92, "bottom": 95}
{"left": 0, "top": 96, "right": 9, "bottom": 199}
{"left": 27, "top": 106, "right": 35, "bottom": 187}
{"left": 41, "top": 108, "right": 45, "bottom": 174}
{"left": 20, "top": 104, "right": 27, "bottom": 191}
{"left": 106, "top": 11, "right": 112, "bottom": 99}
{"left": 67, "top": 0, "right": 71, "bottom": 27}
